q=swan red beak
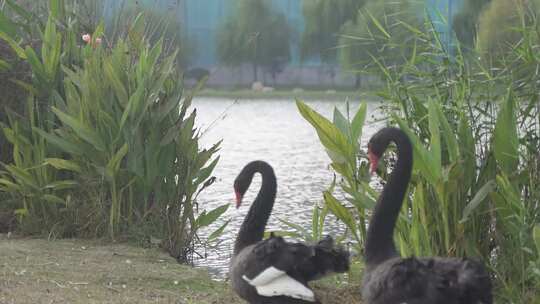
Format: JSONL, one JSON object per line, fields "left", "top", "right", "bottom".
{"left": 235, "top": 190, "right": 243, "bottom": 208}
{"left": 368, "top": 150, "right": 379, "bottom": 175}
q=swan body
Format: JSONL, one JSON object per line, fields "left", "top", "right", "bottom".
{"left": 362, "top": 127, "right": 492, "bottom": 304}
{"left": 229, "top": 160, "right": 349, "bottom": 304}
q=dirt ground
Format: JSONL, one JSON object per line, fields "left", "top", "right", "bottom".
{"left": 0, "top": 235, "right": 361, "bottom": 304}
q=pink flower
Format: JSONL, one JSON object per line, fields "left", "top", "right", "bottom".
{"left": 82, "top": 34, "right": 91, "bottom": 43}
{"left": 95, "top": 37, "right": 102, "bottom": 45}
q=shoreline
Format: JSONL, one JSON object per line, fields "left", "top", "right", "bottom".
{"left": 196, "top": 88, "right": 376, "bottom": 101}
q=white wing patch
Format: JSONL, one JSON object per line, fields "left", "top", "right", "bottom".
{"left": 242, "top": 266, "right": 315, "bottom": 302}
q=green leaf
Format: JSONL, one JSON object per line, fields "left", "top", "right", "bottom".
{"left": 0, "top": 177, "right": 22, "bottom": 192}
{"left": 194, "top": 156, "right": 220, "bottom": 187}
{"left": 493, "top": 91, "right": 518, "bottom": 174}
{"left": 3, "top": 165, "right": 39, "bottom": 191}
{"left": 207, "top": 219, "right": 230, "bottom": 242}
{"left": 44, "top": 158, "right": 81, "bottom": 173}
{"left": 323, "top": 190, "right": 356, "bottom": 232}
{"left": 0, "top": 10, "right": 18, "bottom": 37}
{"left": 5, "top": 0, "right": 33, "bottom": 23}
{"left": 333, "top": 107, "right": 350, "bottom": 139}
{"left": 533, "top": 225, "right": 540, "bottom": 256}
{"left": 0, "top": 59, "right": 11, "bottom": 71}
{"left": 42, "top": 180, "right": 78, "bottom": 191}
{"left": 395, "top": 116, "right": 441, "bottom": 182}
{"left": 33, "top": 128, "right": 86, "bottom": 156}
{"left": 0, "top": 31, "right": 27, "bottom": 59}
{"left": 460, "top": 180, "right": 496, "bottom": 223}
{"left": 25, "top": 46, "right": 47, "bottom": 82}
{"left": 49, "top": 0, "right": 65, "bottom": 20}
{"left": 10, "top": 79, "right": 37, "bottom": 95}
{"left": 52, "top": 107, "right": 106, "bottom": 152}
{"left": 351, "top": 102, "right": 367, "bottom": 142}
{"left": 195, "top": 204, "right": 229, "bottom": 229}
{"left": 43, "top": 194, "right": 65, "bottom": 204}
{"left": 263, "top": 230, "right": 302, "bottom": 239}
{"left": 427, "top": 99, "right": 441, "bottom": 175}
{"left": 278, "top": 217, "right": 311, "bottom": 241}
{"left": 312, "top": 205, "right": 320, "bottom": 240}
{"left": 106, "top": 144, "right": 129, "bottom": 179}
{"left": 104, "top": 59, "right": 129, "bottom": 106}
{"left": 366, "top": 10, "right": 391, "bottom": 39}
{"left": 14, "top": 208, "right": 28, "bottom": 217}
{"left": 296, "top": 100, "right": 350, "bottom": 164}
{"left": 435, "top": 103, "right": 458, "bottom": 163}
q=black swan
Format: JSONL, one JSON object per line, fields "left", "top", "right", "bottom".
{"left": 229, "top": 160, "right": 350, "bottom": 304}
{"left": 362, "top": 127, "right": 493, "bottom": 304}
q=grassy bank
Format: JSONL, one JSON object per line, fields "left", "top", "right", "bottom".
{"left": 0, "top": 236, "right": 361, "bottom": 304}
{"left": 197, "top": 88, "right": 373, "bottom": 101}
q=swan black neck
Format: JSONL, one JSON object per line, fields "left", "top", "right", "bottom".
{"left": 234, "top": 161, "right": 277, "bottom": 255}
{"left": 365, "top": 128, "right": 413, "bottom": 267}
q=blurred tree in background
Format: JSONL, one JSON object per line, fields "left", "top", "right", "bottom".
{"left": 338, "top": 0, "right": 423, "bottom": 85}
{"left": 301, "top": 0, "right": 366, "bottom": 63}
{"left": 216, "top": 0, "right": 290, "bottom": 82}
{"left": 107, "top": 1, "right": 193, "bottom": 70}
{"left": 452, "top": 0, "right": 491, "bottom": 50}
{"left": 476, "top": 0, "right": 540, "bottom": 60}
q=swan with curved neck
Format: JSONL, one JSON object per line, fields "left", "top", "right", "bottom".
{"left": 229, "top": 160, "right": 350, "bottom": 304}
{"left": 362, "top": 127, "right": 493, "bottom": 304}
{"left": 233, "top": 160, "right": 277, "bottom": 255}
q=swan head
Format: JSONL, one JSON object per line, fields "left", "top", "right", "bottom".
{"left": 367, "top": 143, "right": 380, "bottom": 174}
{"left": 367, "top": 128, "right": 398, "bottom": 174}
{"left": 233, "top": 173, "right": 252, "bottom": 208}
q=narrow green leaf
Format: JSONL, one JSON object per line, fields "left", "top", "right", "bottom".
{"left": 3, "top": 165, "right": 39, "bottom": 190}
{"left": 195, "top": 204, "right": 229, "bottom": 228}
{"left": 366, "top": 10, "right": 391, "bottom": 39}
{"left": 10, "top": 79, "right": 37, "bottom": 95}
{"left": 0, "top": 177, "right": 22, "bottom": 192}
{"left": 533, "top": 225, "right": 540, "bottom": 256}
{"left": 52, "top": 107, "right": 106, "bottom": 151}
{"left": 351, "top": 102, "right": 367, "bottom": 142}
{"left": 5, "top": 0, "right": 33, "bottom": 22}
{"left": 312, "top": 205, "right": 320, "bottom": 240}
{"left": 14, "top": 208, "right": 28, "bottom": 217}
{"left": 104, "top": 60, "right": 129, "bottom": 106}
{"left": 106, "top": 144, "right": 129, "bottom": 179}
{"left": 42, "top": 180, "right": 78, "bottom": 190}
{"left": 394, "top": 116, "right": 441, "bottom": 182}
{"left": 194, "top": 156, "right": 220, "bottom": 187}
{"left": 461, "top": 180, "right": 496, "bottom": 223}
{"left": 427, "top": 99, "right": 441, "bottom": 174}
{"left": 207, "top": 219, "right": 230, "bottom": 241}
{"left": 435, "top": 103, "right": 458, "bottom": 162}
{"left": 33, "top": 128, "right": 86, "bottom": 156}
{"left": 278, "top": 217, "right": 310, "bottom": 241}
{"left": 333, "top": 107, "right": 349, "bottom": 138}
{"left": 43, "top": 194, "right": 65, "bottom": 204}
{"left": 44, "top": 158, "right": 81, "bottom": 172}
{"left": 264, "top": 230, "right": 302, "bottom": 239}
{"left": 0, "top": 59, "right": 11, "bottom": 71}
{"left": 0, "top": 10, "right": 18, "bottom": 37}
{"left": 493, "top": 91, "right": 518, "bottom": 174}
{"left": 25, "top": 46, "right": 48, "bottom": 84}
{"left": 323, "top": 190, "right": 356, "bottom": 232}
{"left": 0, "top": 31, "right": 27, "bottom": 59}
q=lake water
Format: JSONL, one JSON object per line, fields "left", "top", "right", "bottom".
{"left": 191, "top": 97, "right": 383, "bottom": 279}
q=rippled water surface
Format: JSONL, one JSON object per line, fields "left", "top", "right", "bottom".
{"left": 191, "top": 97, "right": 383, "bottom": 278}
